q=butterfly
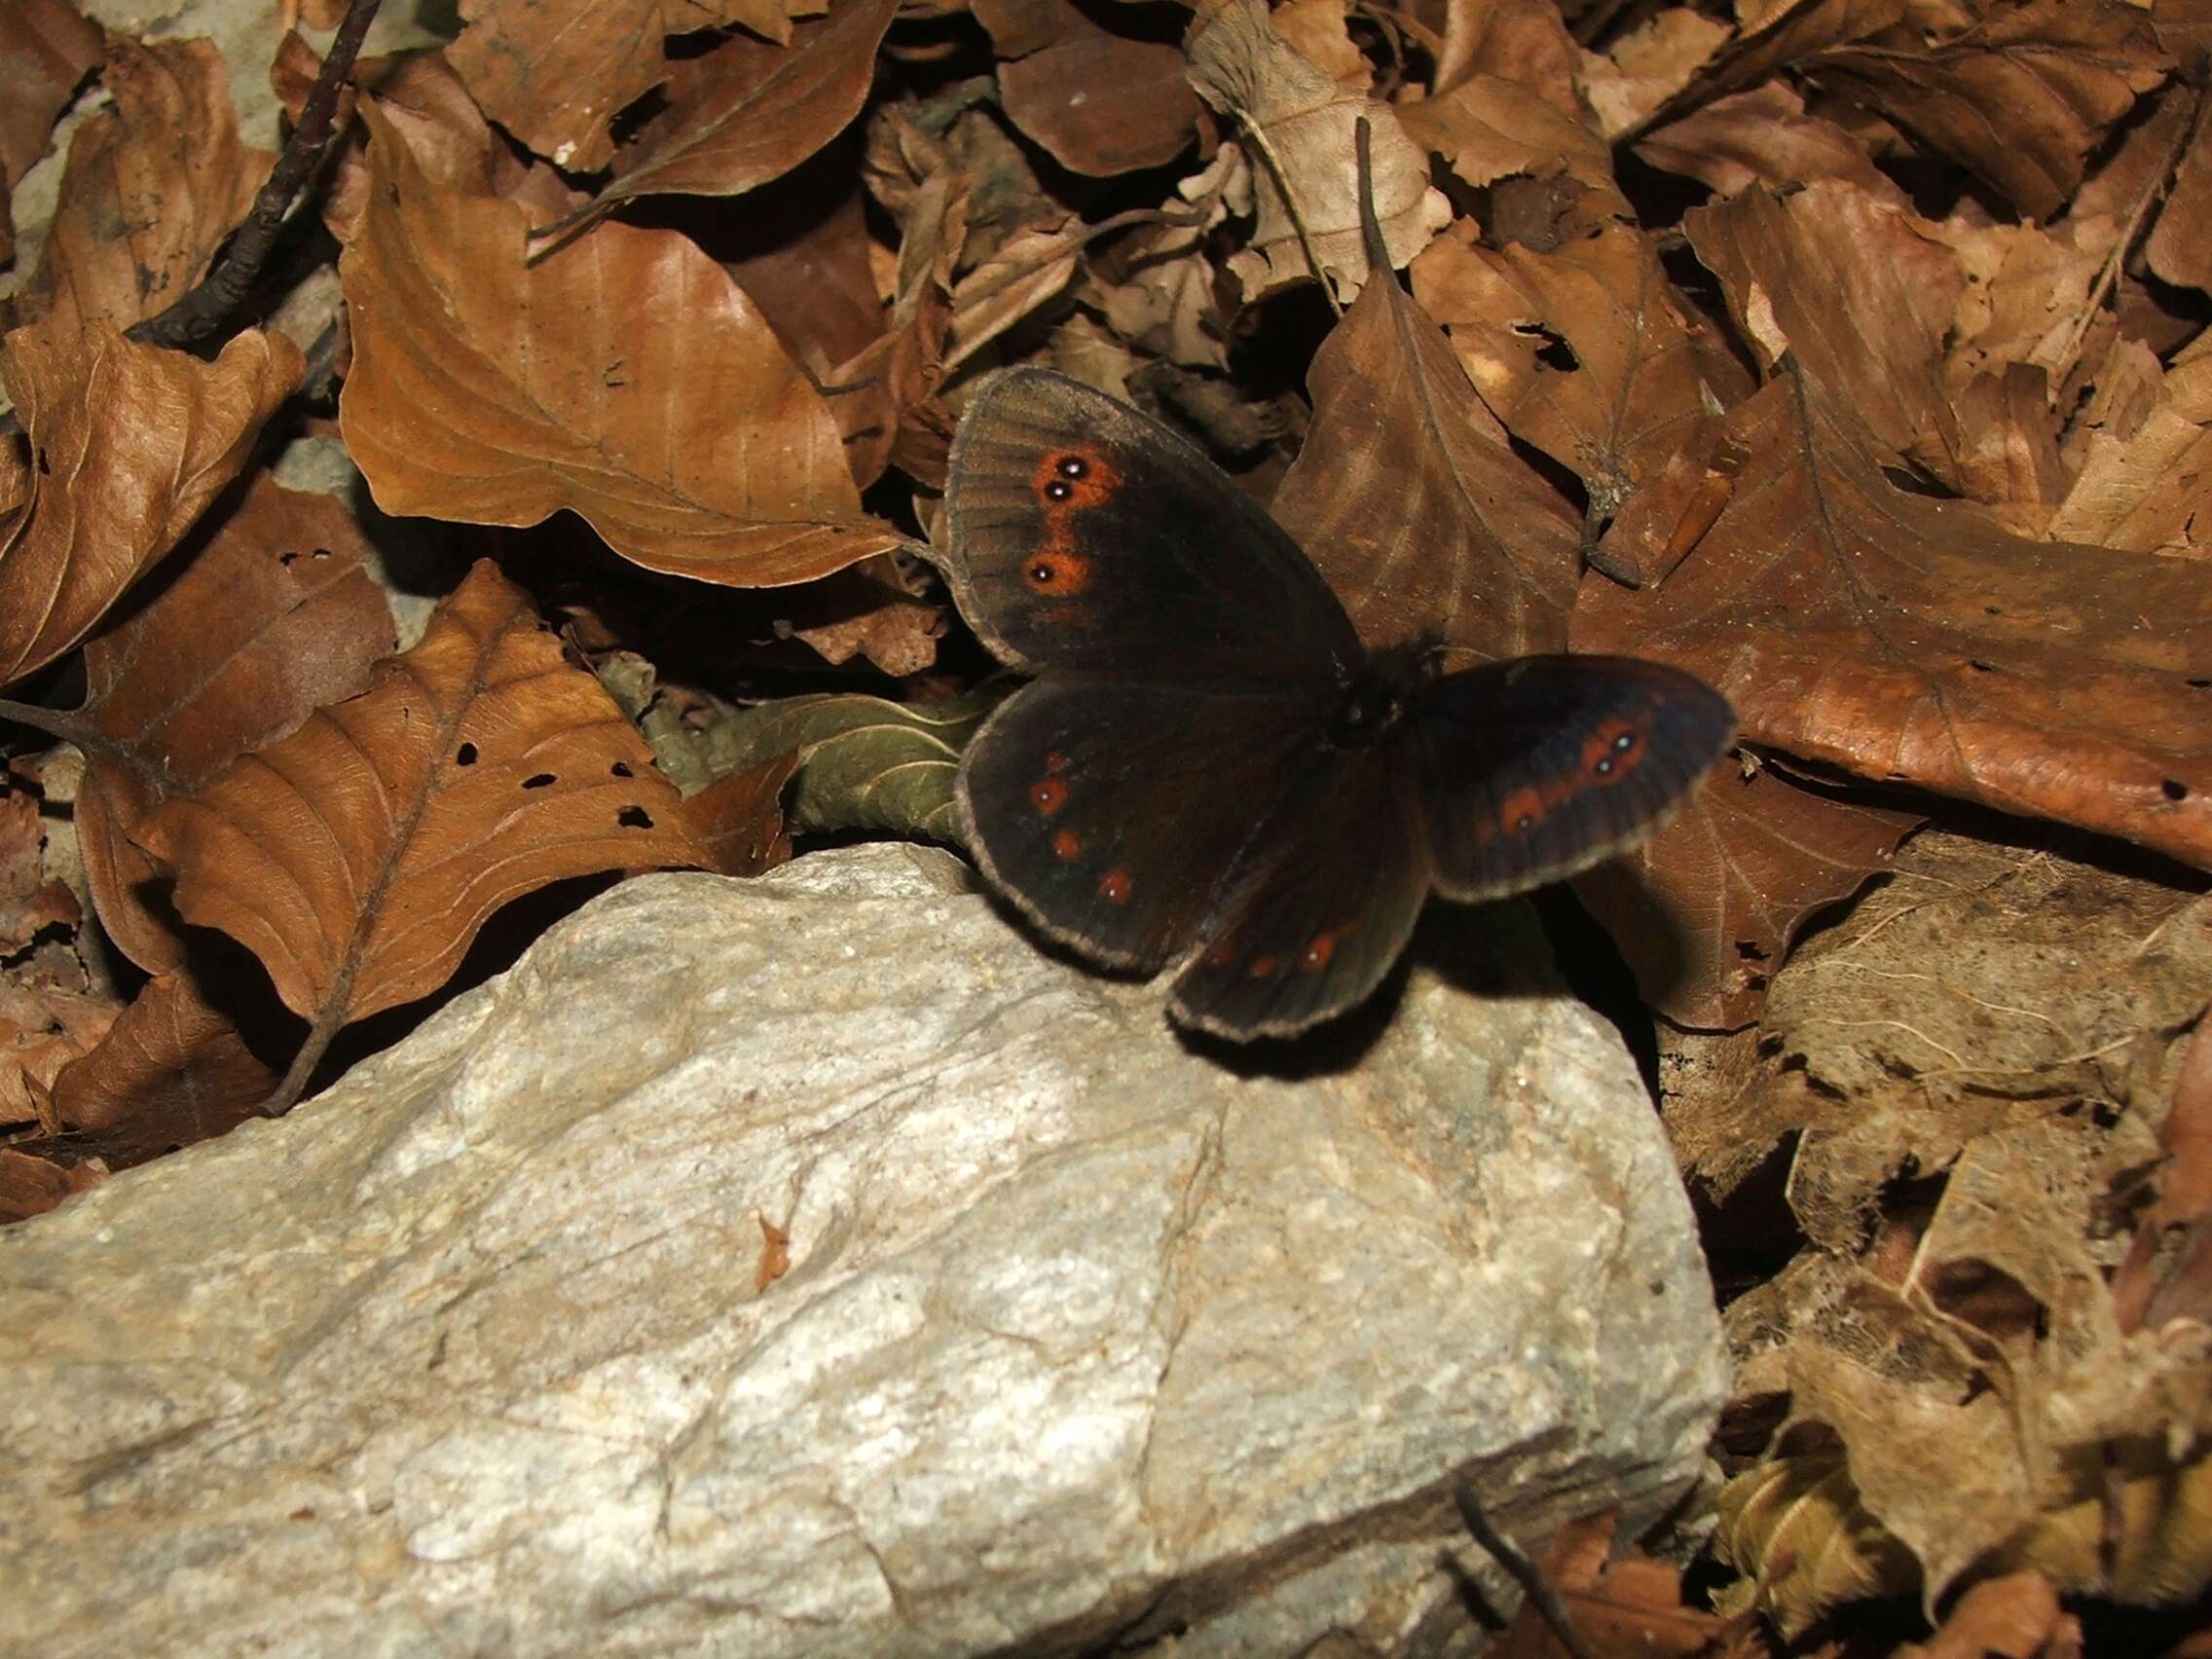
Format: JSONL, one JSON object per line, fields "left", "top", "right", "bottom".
{"left": 938, "top": 368, "right": 1735, "bottom": 1040}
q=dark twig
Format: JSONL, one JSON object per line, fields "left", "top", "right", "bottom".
{"left": 128, "top": 0, "right": 385, "bottom": 350}
{"left": 1452, "top": 1484, "right": 1599, "bottom": 1659}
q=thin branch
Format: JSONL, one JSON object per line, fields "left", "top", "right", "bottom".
{"left": 1452, "top": 1485, "right": 1598, "bottom": 1659}
{"left": 128, "top": 0, "right": 385, "bottom": 349}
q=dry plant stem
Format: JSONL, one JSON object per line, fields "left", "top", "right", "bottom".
{"left": 128, "top": 0, "right": 385, "bottom": 349}
{"left": 1452, "top": 1485, "right": 1598, "bottom": 1659}
{"left": 0, "top": 698, "right": 105, "bottom": 751}
{"left": 2057, "top": 60, "right": 2211, "bottom": 374}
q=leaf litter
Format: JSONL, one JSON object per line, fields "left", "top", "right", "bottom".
{"left": 3, "top": 0, "right": 2212, "bottom": 1647}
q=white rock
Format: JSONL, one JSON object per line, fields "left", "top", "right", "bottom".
{"left": 0, "top": 846, "right": 1724, "bottom": 1656}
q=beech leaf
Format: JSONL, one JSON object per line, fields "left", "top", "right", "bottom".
{"left": 0, "top": 322, "right": 303, "bottom": 689}
{"left": 1182, "top": 0, "right": 1448, "bottom": 300}
{"left": 1569, "top": 365, "right": 2212, "bottom": 868}
{"left": 49, "top": 972, "right": 274, "bottom": 1164}
{"left": 15, "top": 34, "right": 271, "bottom": 338}
{"left": 73, "top": 475, "right": 394, "bottom": 974}
{"left": 1271, "top": 199, "right": 1580, "bottom": 658}
{"left": 130, "top": 562, "right": 708, "bottom": 1104}
{"left": 0, "top": 0, "right": 103, "bottom": 268}
{"left": 338, "top": 99, "right": 903, "bottom": 587}
{"left": 586, "top": 0, "right": 900, "bottom": 222}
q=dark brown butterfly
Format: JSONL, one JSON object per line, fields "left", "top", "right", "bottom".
{"left": 939, "top": 368, "right": 1734, "bottom": 1040}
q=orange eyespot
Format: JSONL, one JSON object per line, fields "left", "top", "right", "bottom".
{"left": 1299, "top": 932, "right": 1338, "bottom": 972}
{"left": 1099, "top": 868, "right": 1132, "bottom": 903}
{"left": 1023, "top": 550, "right": 1092, "bottom": 594}
{"left": 1052, "top": 829, "right": 1083, "bottom": 861}
{"left": 1583, "top": 719, "right": 1642, "bottom": 783}
{"left": 1030, "top": 778, "right": 1068, "bottom": 815}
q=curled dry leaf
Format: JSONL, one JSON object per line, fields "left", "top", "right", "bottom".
{"left": 0, "top": 777, "right": 78, "bottom": 953}
{"left": 15, "top": 34, "right": 270, "bottom": 339}
{"left": 977, "top": 0, "right": 1197, "bottom": 176}
{"left": 448, "top": 0, "right": 811, "bottom": 175}
{"left": 682, "top": 751, "right": 797, "bottom": 878}
{"left": 2046, "top": 350, "right": 2212, "bottom": 557}
{"left": 1571, "top": 766, "right": 1919, "bottom": 1031}
{"left": 1714, "top": 1453, "right": 1924, "bottom": 1636}
{"left": 130, "top": 562, "right": 709, "bottom": 1095}
{"left": 1398, "top": 73, "right": 1629, "bottom": 219}
{"left": 1634, "top": 83, "right": 1908, "bottom": 206}
{"left": 73, "top": 474, "right": 394, "bottom": 975}
{"left": 0, "top": 322, "right": 304, "bottom": 689}
{"left": 1570, "top": 365, "right": 2212, "bottom": 869}
{"left": 0, "top": 0, "right": 103, "bottom": 267}
{"left": 49, "top": 971, "right": 274, "bottom": 1165}
{"left": 1685, "top": 183, "right": 1969, "bottom": 491}
{"left": 2112, "top": 1018, "right": 2212, "bottom": 1334}
{"left": 1811, "top": 0, "right": 2169, "bottom": 222}
{"left": 682, "top": 688, "right": 999, "bottom": 843}
{"left": 339, "top": 100, "right": 903, "bottom": 586}
{"left": 1270, "top": 204, "right": 1579, "bottom": 658}
{"left": 1182, "top": 0, "right": 1448, "bottom": 300}
{"left": 584, "top": 0, "right": 900, "bottom": 227}
{"left": 1414, "top": 206, "right": 1747, "bottom": 539}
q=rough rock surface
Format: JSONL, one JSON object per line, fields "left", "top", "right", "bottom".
{"left": 0, "top": 846, "right": 1726, "bottom": 1656}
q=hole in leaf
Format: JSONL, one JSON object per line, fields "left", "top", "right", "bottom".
{"left": 313, "top": 547, "right": 331, "bottom": 560}
{"left": 617, "top": 805, "right": 653, "bottom": 829}
{"left": 279, "top": 549, "right": 300, "bottom": 567}
{"left": 522, "top": 773, "right": 557, "bottom": 790}
{"left": 36, "top": 449, "right": 50, "bottom": 474}
{"left": 610, "top": 760, "right": 634, "bottom": 778}
{"left": 2164, "top": 779, "right": 2189, "bottom": 802}
{"left": 1969, "top": 659, "right": 1996, "bottom": 673}
{"left": 456, "top": 743, "right": 479, "bottom": 766}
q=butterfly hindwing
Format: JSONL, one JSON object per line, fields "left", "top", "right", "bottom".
{"left": 959, "top": 675, "right": 1330, "bottom": 973}
{"left": 1169, "top": 745, "right": 1432, "bottom": 1039}
{"left": 942, "top": 369, "right": 1361, "bottom": 682}
{"left": 1409, "top": 655, "right": 1736, "bottom": 900}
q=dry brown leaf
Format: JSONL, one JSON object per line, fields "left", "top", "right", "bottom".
{"left": 1398, "top": 73, "right": 1631, "bottom": 222}
{"left": 2111, "top": 1016, "right": 2212, "bottom": 1333}
{"left": 2046, "top": 350, "right": 2212, "bottom": 556}
{"left": 1569, "top": 366, "right": 2212, "bottom": 869}
{"left": 944, "top": 213, "right": 1081, "bottom": 374}
{"left": 274, "top": 39, "right": 579, "bottom": 248}
{"left": 1813, "top": 0, "right": 2169, "bottom": 221}
{"left": 684, "top": 751, "right": 796, "bottom": 878}
{"left": 1183, "top": 0, "right": 1448, "bottom": 301}
{"left": 1581, "top": 7, "right": 1734, "bottom": 137}
{"left": 1685, "top": 183, "right": 1967, "bottom": 491}
{"left": 1766, "top": 830, "right": 2207, "bottom": 1247}
{"left": 2144, "top": 88, "right": 2212, "bottom": 296}
{"left": 0, "top": 0, "right": 102, "bottom": 266}
{"left": 16, "top": 34, "right": 271, "bottom": 338}
{"left": 0, "top": 979, "right": 117, "bottom": 1126}
{"left": 1572, "top": 766, "right": 1918, "bottom": 1031}
{"left": 0, "top": 1143, "right": 103, "bottom": 1222}
{"left": 1907, "top": 1570, "right": 2077, "bottom": 1659}
{"left": 585, "top": 0, "right": 899, "bottom": 224}
{"left": 72, "top": 474, "right": 394, "bottom": 974}
{"left": 0, "top": 322, "right": 303, "bottom": 689}
{"left": 724, "top": 160, "right": 884, "bottom": 384}
{"left": 49, "top": 971, "right": 274, "bottom": 1164}
{"left": 339, "top": 100, "right": 903, "bottom": 586}
{"left": 131, "top": 562, "right": 709, "bottom": 1095}
{"left": 1414, "top": 208, "right": 1745, "bottom": 538}
{"left": 1088, "top": 145, "right": 1245, "bottom": 371}
{"left": 1714, "top": 1452, "right": 1925, "bottom": 1636}
{"left": 448, "top": 0, "right": 815, "bottom": 174}
{"left": 0, "top": 775, "right": 78, "bottom": 954}
{"left": 1414, "top": 0, "right": 1578, "bottom": 111}
{"left": 977, "top": 0, "right": 1197, "bottom": 176}
{"left": 1634, "top": 83, "right": 1907, "bottom": 206}
{"left": 1635, "top": 0, "right": 1907, "bottom": 140}
{"left": 1270, "top": 203, "right": 1580, "bottom": 658}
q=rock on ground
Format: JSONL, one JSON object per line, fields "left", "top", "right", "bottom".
{"left": 0, "top": 845, "right": 1725, "bottom": 1656}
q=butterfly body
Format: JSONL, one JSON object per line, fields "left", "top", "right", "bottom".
{"left": 941, "top": 369, "right": 1734, "bottom": 1041}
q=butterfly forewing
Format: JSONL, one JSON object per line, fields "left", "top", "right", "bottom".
{"left": 1169, "top": 746, "right": 1432, "bottom": 1039}
{"left": 959, "top": 677, "right": 1329, "bottom": 973}
{"left": 942, "top": 369, "right": 1362, "bottom": 682}
{"left": 1410, "top": 655, "right": 1736, "bottom": 899}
